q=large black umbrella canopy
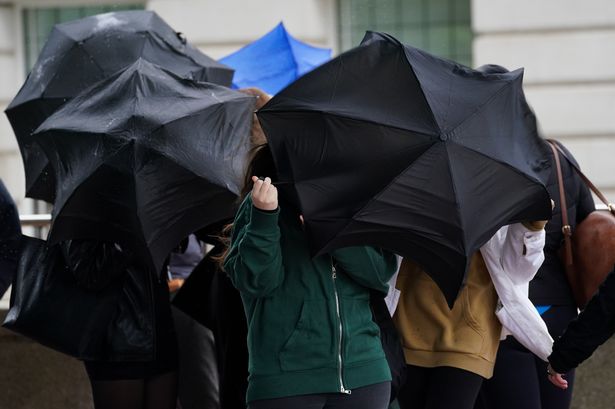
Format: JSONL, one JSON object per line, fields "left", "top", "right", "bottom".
{"left": 31, "top": 59, "right": 254, "bottom": 272}
{"left": 6, "top": 10, "right": 234, "bottom": 202}
{"left": 257, "top": 32, "right": 552, "bottom": 306}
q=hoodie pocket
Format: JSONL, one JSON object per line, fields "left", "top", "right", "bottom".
{"left": 343, "top": 297, "right": 383, "bottom": 366}
{"left": 280, "top": 300, "right": 334, "bottom": 372}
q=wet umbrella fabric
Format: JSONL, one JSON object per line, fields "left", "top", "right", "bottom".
{"left": 0, "top": 180, "right": 21, "bottom": 297}
{"left": 32, "top": 59, "right": 254, "bottom": 272}
{"left": 219, "top": 22, "right": 331, "bottom": 95}
{"left": 6, "top": 10, "right": 234, "bottom": 202}
{"left": 257, "top": 32, "right": 552, "bottom": 306}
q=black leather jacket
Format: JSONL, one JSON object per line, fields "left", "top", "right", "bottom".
{"left": 61, "top": 240, "right": 157, "bottom": 361}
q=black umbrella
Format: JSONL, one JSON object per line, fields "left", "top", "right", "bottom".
{"left": 0, "top": 180, "right": 21, "bottom": 296}
{"left": 31, "top": 59, "right": 254, "bottom": 272}
{"left": 6, "top": 10, "right": 234, "bottom": 202}
{"left": 257, "top": 32, "right": 552, "bottom": 306}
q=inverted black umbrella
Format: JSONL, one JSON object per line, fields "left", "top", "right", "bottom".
{"left": 31, "top": 59, "right": 254, "bottom": 272}
{"left": 257, "top": 32, "right": 552, "bottom": 306}
{"left": 6, "top": 10, "right": 234, "bottom": 202}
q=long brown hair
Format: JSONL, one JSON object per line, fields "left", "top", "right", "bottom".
{"left": 215, "top": 143, "right": 278, "bottom": 269}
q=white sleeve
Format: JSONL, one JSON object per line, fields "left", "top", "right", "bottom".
{"left": 480, "top": 225, "right": 553, "bottom": 361}
{"left": 499, "top": 223, "right": 546, "bottom": 285}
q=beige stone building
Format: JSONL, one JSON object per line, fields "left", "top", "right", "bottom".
{"left": 473, "top": 0, "right": 615, "bottom": 199}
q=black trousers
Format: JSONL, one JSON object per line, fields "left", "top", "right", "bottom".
{"left": 247, "top": 382, "right": 391, "bottom": 409}
{"left": 397, "top": 365, "right": 484, "bottom": 409}
{"left": 476, "top": 305, "right": 578, "bottom": 409}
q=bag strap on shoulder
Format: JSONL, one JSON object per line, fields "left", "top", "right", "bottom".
{"left": 547, "top": 139, "right": 615, "bottom": 214}
{"left": 547, "top": 140, "right": 574, "bottom": 268}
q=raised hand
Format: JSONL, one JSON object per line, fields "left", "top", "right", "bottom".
{"left": 251, "top": 176, "right": 278, "bottom": 211}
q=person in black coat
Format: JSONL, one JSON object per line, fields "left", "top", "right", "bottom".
{"left": 547, "top": 267, "right": 615, "bottom": 389}
{"left": 475, "top": 64, "right": 595, "bottom": 409}
{"left": 0, "top": 179, "right": 21, "bottom": 298}
{"left": 477, "top": 141, "right": 594, "bottom": 409}
{"left": 172, "top": 223, "right": 249, "bottom": 409}
{"left": 61, "top": 239, "right": 179, "bottom": 409}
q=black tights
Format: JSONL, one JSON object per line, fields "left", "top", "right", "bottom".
{"left": 89, "top": 371, "right": 178, "bottom": 409}
{"left": 397, "top": 365, "right": 484, "bottom": 409}
{"left": 248, "top": 382, "right": 391, "bottom": 409}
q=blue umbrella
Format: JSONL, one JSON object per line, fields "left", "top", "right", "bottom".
{"left": 220, "top": 22, "right": 331, "bottom": 95}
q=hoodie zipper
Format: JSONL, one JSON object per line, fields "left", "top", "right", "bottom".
{"left": 331, "top": 264, "right": 352, "bottom": 394}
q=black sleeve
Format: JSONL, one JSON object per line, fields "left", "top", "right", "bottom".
{"left": 60, "top": 239, "right": 128, "bottom": 291}
{"left": 0, "top": 181, "right": 21, "bottom": 297}
{"left": 0, "top": 182, "right": 21, "bottom": 241}
{"left": 549, "top": 267, "right": 615, "bottom": 373}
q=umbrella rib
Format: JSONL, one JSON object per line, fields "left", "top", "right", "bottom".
{"left": 144, "top": 97, "right": 241, "bottom": 137}
{"left": 131, "top": 146, "right": 159, "bottom": 271}
{"left": 263, "top": 107, "right": 441, "bottom": 138}
{"left": 327, "top": 55, "right": 343, "bottom": 105}
{"left": 399, "top": 48, "right": 442, "bottom": 135}
{"left": 15, "top": 28, "right": 76, "bottom": 103}
{"left": 452, "top": 142, "right": 547, "bottom": 186}
{"left": 445, "top": 75, "right": 517, "bottom": 138}
{"left": 445, "top": 142, "right": 550, "bottom": 252}
{"left": 443, "top": 143, "right": 468, "bottom": 254}
{"left": 281, "top": 27, "right": 300, "bottom": 78}
{"left": 311, "top": 141, "right": 439, "bottom": 253}
{"left": 37, "top": 42, "right": 80, "bottom": 96}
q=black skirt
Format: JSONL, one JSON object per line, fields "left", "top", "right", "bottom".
{"left": 84, "top": 279, "right": 178, "bottom": 381}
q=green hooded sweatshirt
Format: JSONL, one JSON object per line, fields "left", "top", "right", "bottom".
{"left": 224, "top": 196, "right": 397, "bottom": 402}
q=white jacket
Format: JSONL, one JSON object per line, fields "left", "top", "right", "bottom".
{"left": 480, "top": 223, "right": 553, "bottom": 361}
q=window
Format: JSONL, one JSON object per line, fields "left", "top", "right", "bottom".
{"left": 338, "top": 0, "right": 472, "bottom": 66}
{"left": 23, "top": 4, "right": 144, "bottom": 72}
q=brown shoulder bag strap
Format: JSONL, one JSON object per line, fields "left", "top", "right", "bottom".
{"left": 549, "top": 139, "right": 615, "bottom": 215}
{"left": 547, "top": 140, "right": 574, "bottom": 268}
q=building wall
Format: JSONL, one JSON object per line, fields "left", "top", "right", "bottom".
{"left": 0, "top": 4, "right": 27, "bottom": 210}
{"left": 147, "top": 0, "right": 338, "bottom": 59}
{"left": 473, "top": 0, "right": 615, "bottom": 198}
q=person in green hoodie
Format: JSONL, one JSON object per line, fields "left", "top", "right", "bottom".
{"left": 223, "top": 145, "right": 398, "bottom": 409}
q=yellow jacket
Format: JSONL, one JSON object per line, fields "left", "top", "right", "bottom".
{"left": 393, "top": 253, "right": 501, "bottom": 378}
{"left": 392, "top": 221, "right": 550, "bottom": 378}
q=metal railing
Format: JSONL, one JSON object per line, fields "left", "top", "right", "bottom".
{"left": 19, "top": 214, "right": 52, "bottom": 227}
{"left": 18, "top": 203, "right": 611, "bottom": 228}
